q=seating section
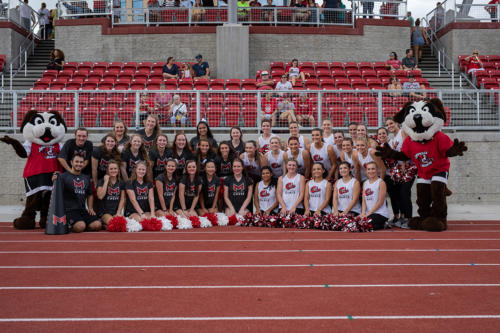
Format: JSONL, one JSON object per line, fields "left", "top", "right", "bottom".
{"left": 458, "top": 54, "right": 500, "bottom": 89}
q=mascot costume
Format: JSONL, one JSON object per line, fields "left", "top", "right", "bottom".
{"left": 376, "top": 98, "right": 467, "bottom": 231}
{"left": 0, "top": 110, "right": 66, "bottom": 229}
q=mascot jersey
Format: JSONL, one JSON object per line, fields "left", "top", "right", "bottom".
{"left": 401, "top": 132, "right": 453, "bottom": 179}
{"left": 22, "top": 142, "right": 63, "bottom": 178}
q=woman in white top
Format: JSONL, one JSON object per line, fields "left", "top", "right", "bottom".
{"left": 360, "top": 161, "right": 390, "bottom": 230}
{"left": 333, "top": 161, "right": 361, "bottom": 216}
{"left": 321, "top": 118, "right": 336, "bottom": 147}
{"left": 257, "top": 119, "right": 276, "bottom": 154}
{"left": 276, "top": 159, "right": 306, "bottom": 215}
{"left": 353, "top": 137, "right": 385, "bottom": 182}
{"left": 169, "top": 94, "right": 188, "bottom": 127}
{"left": 304, "top": 162, "right": 332, "bottom": 216}
{"left": 284, "top": 136, "right": 311, "bottom": 179}
{"left": 285, "top": 121, "right": 310, "bottom": 150}
{"left": 254, "top": 166, "right": 279, "bottom": 215}
{"left": 275, "top": 74, "right": 293, "bottom": 93}
{"left": 340, "top": 138, "right": 355, "bottom": 176}
{"left": 266, "top": 136, "right": 285, "bottom": 179}
{"left": 356, "top": 124, "right": 377, "bottom": 149}
{"left": 308, "top": 128, "right": 337, "bottom": 180}
{"left": 332, "top": 130, "right": 344, "bottom": 161}
{"left": 240, "top": 140, "right": 267, "bottom": 184}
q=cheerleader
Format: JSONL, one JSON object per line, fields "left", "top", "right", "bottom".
{"left": 333, "top": 161, "right": 361, "bottom": 216}
{"left": 92, "top": 133, "right": 121, "bottom": 185}
{"left": 332, "top": 130, "right": 344, "bottom": 160}
{"left": 277, "top": 159, "right": 305, "bottom": 215}
{"left": 195, "top": 138, "right": 216, "bottom": 173}
{"left": 308, "top": 128, "right": 337, "bottom": 180}
{"left": 189, "top": 121, "right": 218, "bottom": 151}
{"left": 110, "top": 120, "right": 129, "bottom": 152}
{"left": 321, "top": 118, "right": 335, "bottom": 147}
{"left": 284, "top": 136, "right": 311, "bottom": 179}
{"left": 175, "top": 160, "right": 203, "bottom": 217}
{"left": 356, "top": 123, "right": 377, "bottom": 148}
{"left": 96, "top": 160, "right": 126, "bottom": 228}
{"left": 304, "top": 162, "right": 332, "bottom": 216}
{"left": 224, "top": 158, "right": 254, "bottom": 216}
{"left": 257, "top": 119, "right": 277, "bottom": 154}
{"left": 197, "top": 160, "right": 220, "bottom": 215}
{"left": 137, "top": 114, "right": 161, "bottom": 151}
{"left": 149, "top": 134, "right": 173, "bottom": 179}
{"left": 229, "top": 126, "right": 245, "bottom": 156}
{"left": 120, "top": 134, "right": 151, "bottom": 181}
{"left": 154, "top": 158, "right": 177, "bottom": 216}
{"left": 171, "top": 132, "right": 194, "bottom": 176}
{"left": 353, "top": 137, "right": 385, "bottom": 182}
{"left": 215, "top": 141, "right": 236, "bottom": 210}
{"left": 360, "top": 161, "right": 390, "bottom": 230}
{"left": 124, "top": 161, "right": 155, "bottom": 221}
{"left": 266, "top": 136, "right": 285, "bottom": 179}
{"left": 340, "top": 138, "right": 355, "bottom": 176}
{"left": 348, "top": 122, "right": 359, "bottom": 139}
{"left": 254, "top": 166, "right": 278, "bottom": 215}
{"left": 287, "top": 121, "right": 310, "bottom": 150}
{"left": 240, "top": 140, "right": 267, "bottom": 183}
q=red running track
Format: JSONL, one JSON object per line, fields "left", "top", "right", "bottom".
{"left": 1, "top": 222, "right": 500, "bottom": 332}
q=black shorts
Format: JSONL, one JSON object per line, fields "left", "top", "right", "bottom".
{"left": 24, "top": 173, "right": 54, "bottom": 196}
{"left": 66, "top": 209, "right": 99, "bottom": 226}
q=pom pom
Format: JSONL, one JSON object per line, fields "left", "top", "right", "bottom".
{"left": 177, "top": 217, "right": 193, "bottom": 229}
{"left": 107, "top": 216, "right": 127, "bottom": 232}
{"left": 228, "top": 215, "right": 238, "bottom": 226}
{"left": 189, "top": 216, "right": 201, "bottom": 228}
{"left": 126, "top": 217, "right": 142, "bottom": 232}
{"left": 164, "top": 214, "right": 178, "bottom": 229}
{"left": 216, "top": 213, "right": 229, "bottom": 226}
{"left": 203, "top": 213, "right": 218, "bottom": 226}
{"left": 158, "top": 216, "right": 173, "bottom": 231}
{"left": 199, "top": 216, "right": 212, "bottom": 228}
{"left": 140, "top": 217, "right": 163, "bottom": 231}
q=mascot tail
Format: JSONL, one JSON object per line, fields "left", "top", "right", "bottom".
{"left": 45, "top": 176, "right": 68, "bottom": 235}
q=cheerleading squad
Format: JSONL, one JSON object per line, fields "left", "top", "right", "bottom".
{"left": 55, "top": 113, "right": 415, "bottom": 232}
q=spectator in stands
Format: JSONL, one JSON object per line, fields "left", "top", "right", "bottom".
{"left": 237, "top": 0, "right": 250, "bottom": 21}
{"left": 49, "top": 4, "right": 58, "bottom": 38}
{"left": 411, "top": 19, "right": 428, "bottom": 65}
{"left": 139, "top": 93, "right": 154, "bottom": 118}
{"left": 286, "top": 59, "right": 309, "bottom": 86}
{"left": 165, "top": 0, "right": 177, "bottom": 6}
{"left": 256, "top": 71, "right": 275, "bottom": 90}
{"left": 322, "top": 0, "right": 339, "bottom": 23}
{"left": 296, "top": 94, "right": 314, "bottom": 127}
{"left": 402, "top": 49, "right": 420, "bottom": 71}
{"left": 181, "top": 63, "right": 195, "bottom": 79}
{"left": 261, "top": 92, "right": 278, "bottom": 126}
{"left": 387, "top": 76, "right": 403, "bottom": 97}
{"left": 486, "top": 0, "right": 499, "bottom": 22}
{"left": 113, "top": 0, "right": 121, "bottom": 23}
{"left": 402, "top": 74, "right": 426, "bottom": 101}
{"left": 202, "top": 0, "right": 214, "bottom": 6}
{"left": 263, "top": 0, "right": 275, "bottom": 25}
{"left": 155, "top": 83, "right": 172, "bottom": 120}
{"left": 406, "top": 11, "right": 414, "bottom": 26}
{"left": 147, "top": 0, "right": 161, "bottom": 24}
{"left": 435, "top": 2, "right": 444, "bottom": 28}
{"left": 464, "top": 50, "right": 485, "bottom": 77}
{"left": 191, "top": 0, "right": 205, "bottom": 24}
{"left": 386, "top": 52, "right": 401, "bottom": 70}
{"left": 162, "top": 57, "right": 179, "bottom": 80}
{"left": 307, "top": 0, "right": 320, "bottom": 23}
{"left": 38, "top": 3, "right": 50, "bottom": 39}
{"left": 362, "top": 0, "right": 374, "bottom": 18}
{"left": 20, "top": 0, "right": 34, "bottom": 31}
{"left": 47, "top": 49, "right": 65, "bottom": 71}
{"left": 278, "top": 94, "right": 298, "bottom": 125}
{"left": 180, "top": 0, "right": 192, "bottom": 8}
{"left": 275, "top": 74, "right": 293, "bottom": 94}
{"left": 193, "top": 54, "right": 210, "bottom": 79}
{"left": 249, "top": 0, "right": 261, "bottom": 7}
{"left": 169, "top": 94, "right": 188, "bottom": 127}
{"left": 218, "top": 0, "right": 228, "bottom": 6}
{"left": 292, "top": 0, "right": 310, "bottom": 24}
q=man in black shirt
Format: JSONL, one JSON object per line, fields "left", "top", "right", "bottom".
{"left": 58, "top": 127, "right": 93, "bottom": 176}
{"left": 57, "top": 154, "right": 101, "bottom": 232}
{"left": 402, "top": 48, "right": 420, "bottom": 71}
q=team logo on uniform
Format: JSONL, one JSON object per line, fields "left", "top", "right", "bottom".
{"left": 100, "top": 159, "right": 109, "bottom": 169}
{"left": 156, "top": 158, "right": 168, "bottom": 167}
{"left": 75, "top": 150, "right": 86, "bottom": 158}
{"left": 136, "top": 187, "right": 148, "bottom": 195}
{"left": 233, "top": 184, "right": 244, "bottom": 191}
{"left": 363, "top": 163, "right": 368, "bottom": 169}
{"left": 221, "top": 163, "right": 231, "bottom": 172}
{"left": 339, "top": 187, "right": 349, "bottom": 195}
{"left": 73, "top": 180, "right": 85, "bottom": 190}
{"left": 364, "top": 188, "right": 374, "bottom": 196}
{"left": 177, "top": 158, "right": 185, "bottom": 166}
{"left": 260, "top": 190, "right": 270, "bottom": 197}
{"left": 414, "top": 151, "right": 434, "bottom": 167}
{"left": 165, "top": 183, "right": 175, "bottom": 191}
{"left": 271, "top": 162, "right": 281, "bottom": 169}
{"left": 208, "top": 185, "right": 216, "bottom": 192}
{"left": 129, "top": 159, "right": 138, "bottom": 168}
{"left": 108, "top": 187, "right": 120, "bottom": 196}
{"left": 52, "top": 215, "right": 66, "bottom": 225}
{"left": 285, "top": 182, "right": 296, "bottom": 190}
{"left": 189, "top": 185, "right": 196, "bottom": 193}
{"left": 310, "top": 186, "right": 321, "bottom": 193}
{"left": 39, "top": 145, "right": 57, "bottom": 159}
{"left": 313, "top": 154, "right": 323, "bottom": 162}
{"left": 144, "top": 140, "right": 153, "bottom": 148}
{"left": 260, "top": 144, "right": 269, "bottom": 153}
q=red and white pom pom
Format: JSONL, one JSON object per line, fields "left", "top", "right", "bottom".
{"left": 216, "top": 213, "right": 229, "bottom": 226}
{"left": 126, "top": 217, "right": 142, "bottom": 232}
{"left": 158, "top": 216, "right": 174, "bottom": 231}
{"left": 203, "top": 213, "right": 218, "bottom": 226}
{"left": 189, "top": 216, "right": 201, "bottom": 228}
{"left": 107, "top": 216, "right": 127, "bottom": 232}
{"left": 177, "top": 216, "right": 193, "bottom": 229}
{"left": 199, "top": 216, "right": 212, "bottom": 228}
{"left": 164, "top": 214, "right": 179, "bottom": 229}
{"left": 140, "top": 217, "right": 163, "bottom": 231}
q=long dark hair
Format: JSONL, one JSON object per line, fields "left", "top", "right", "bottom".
{"left": 195, "top": 138, "right": 215, "bottom": 171}
{"left": 217, "top": 140, "right": 237, "bottom": 161}
{"left": 231, "top": 158, "right": 251, "bottom": 187}
{"left": 101, "top": 133, "right": 121, "bottom": 163}
{"left": 171, "top": 132, "right": 192, "bottom": 158}
{"left": 260, "top": 166, "right": 277, "bottom": 188}
{"left": 183, "top": 159, "right": 201, "bottom": 196}
{"left": 245, "top": 140, "right": 262, "bottom": 164}
{"left": 124, "top": 134, "right": 151, "bottom": 167}
{"left": 196, "top": 120, "right": 214, "bottom": 139}
{"left": 311, "top": 161, "right": 328, "bottom": 179}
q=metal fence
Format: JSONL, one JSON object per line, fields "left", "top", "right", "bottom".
{"left": 1, "top": 89, "right": 499, "bottom": 132}
{"left": 0, "top": 0, "right": 41, "bottom": 36}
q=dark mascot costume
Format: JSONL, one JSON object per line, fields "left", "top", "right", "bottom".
{"left": 376, "top": 99, "right": 467, "bottom": 232}
{"left": 1, "top": 110, "right": 66, "bottom": 229}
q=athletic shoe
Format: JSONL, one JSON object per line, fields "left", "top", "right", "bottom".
{"left": 400, "top": 218, "right": 410, "bottom": 229}
{"left": 394, "top": 218, "right": 403, "bottom": 228}
{"left": 389, "top": 217, "right": 398, "bottom": 226}
{"left": 384, "top": 221, "right": 392, "bottom": 229}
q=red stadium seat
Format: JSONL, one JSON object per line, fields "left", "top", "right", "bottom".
{"left": 359, "top": 96, "right": 377, "bottom": 107}
{"left": 206, "top": 106, "right": 223, "bottom": 127}
{"left": 347, "top": 106, "right": 364, "bottom": 123}
{"left": 100, "top": 106, "right": 117, "bottom": 127}
{"left": 194, "top": 78, "right": 209, "bottom": 90}
{"left": 362, "top": 70, "right": 377, "bottom": 79}
{"left": 346, "top": 70, "right": 362, "bottom": 79}
{"left": 331, "top": 70, "right": 347, "bottom": 79}
{"left": 366, "top": 78, "right": 383, "bottom": 89}
{"left": 351, "top": 78, "right": 367, "bottom": 90}
{"left": 118, "top": 107, "right": 135, "bottom": 127}
{"left": 305, "top": 79, "right": 320, "bottom": 90}
{"left": 343, "top": 62, "right": 358, "bottom": 71}
{"left": 320, "top": 79, "right": 336, "bottom": 91}
{"left": 314, "top": 62, "right": 329, "bottom": 71}
{"left": 270, "top": 62, "right": 284, "bottom": 71}
{"left": 210, "top": 79, "right": 225, "bottom": 90}
{"left": 329, "top": 62, "right": 343, "bottom": 71}
{"left": 377, "top": 70, "right": 391, "bottom": 79}
{"left": 372, "top": 62, "right": 386, "bottom": 71}
{"left": 224, "top": 95, "right": 241, "bottom": 106}
{"left": 241, "top": 79, "right": 256, "bottom": 90}
{"left": 316, "top": 69, "right": 332, "bottom": 79}
{"left": 271, "top": 69, "right": 285, "bottom": 79}
{"left": 224, "top": 105, "right": 241, "bottom": 127}
{"left": 81, "top": 108, "right": 99, "bottom": 127}
{"left": 179, "top": 78, "right": 193, "bottom": 90}
{"left": 93, "top": 62, "right": 108, "bottom": 72}
{"left": 241, "top": 95, "right": 257, "bottom": 106}
{"left": 241, "top": 106, "right": 257, "bottom": 127}
{"left": 364, "top": 107, "right": 378, "bottom": 126}
{"left": 358, "top": 62, "right": 373, "bottom": 71}
{"left": 329, "top": 106, "right": 347, "bottom": 127}
{"left": 335, "top": 78, "right": 351, "bottom": 89}
{"left": 225, "top": 79, "right": 241, "bottom": 90}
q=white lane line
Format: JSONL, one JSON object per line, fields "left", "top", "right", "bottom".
{"left": 0, "top": 249, "right": 499, "bottom": 254}
{"left": 0, "top": 315, "right": 500, "bottom": 322}
{"left": 1, "top": 238, "right": 500, "bottom": 243}
{"left": 1, "top": 283, "right": 500, "bottom": 290}
{"left": 0, "top": 263, "right": 499, "bottom": 269}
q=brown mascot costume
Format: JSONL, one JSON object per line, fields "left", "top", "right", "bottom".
{"left": 0, "top": 110, "right": 66, "bottom": 229}
{"left": 376, "top": 98, "right": 467, "bottom": 231}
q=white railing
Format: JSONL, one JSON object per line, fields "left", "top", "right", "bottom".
{"left": 352, "top": 0, "right": 407, "bottom": 19}
{"left": 58, "top": 0, "right": 111, "bottom": 18}
{"left": 0, "top": 0, "right": 41, "bottom": 33}
{"left": 2, "top": 89, "right": 499, "bottom": 132}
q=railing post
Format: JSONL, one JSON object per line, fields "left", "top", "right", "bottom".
{"left": 316, "top": 8, "right": 319, "bottom": 27}
{"left": 378, "top": 90, "right": 383, "bottom": 127}
{"left": 135, "top": 91, "right": 140, "bottom": 129}
{"left": 256, "top": 91, "right": 261, "bottom": 130}
{"left": 146, "top": 8, "right": 149, "bottom": 27}
{"left": 24, "top": 50, "right": 27, "bottom": 77}
{"left": 12, "top": 91, "right": 17, "bottom": 133}
{"left": 459, "top": 75, "right": 462, "bottom": 103}
{"left": 188, "top": 8, "right": 191, "bottom": 26}
{"left": 438, "top": 50, "right": 441, "bottom": 76}
{"left": 74, "top": 92, "right": 79, "bottom": 129}
{"left": 196, "top": 91, "right": 200, "bottom": 125}
{"left": 476, "top": 91, "right": 480, "bottom": 124}
{"left": 451, "top": 63, "right": 454, "bottom": 89}
{"left": 9, "top": 64, "right": 12, "bottom": 90}
{"left": 497, "top": 91, "right": 500, "bottom": 130}
{"left": 317, "top": 91, "right": 322, "bottom": 127}
{"left": 111, "top": 1, "right": 114, "bottom": 28}
{"left": 274, "top": 7, "right": 277, "bottom": 26}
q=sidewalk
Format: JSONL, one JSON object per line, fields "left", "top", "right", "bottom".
{"left": 0, "top": 204, "right": 498, "bottom": 222}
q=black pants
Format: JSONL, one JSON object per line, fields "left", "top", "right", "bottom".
{"left": 385, "top": 175, "right": 414, "bottom": 218}
{"left": 369, "top": 213, "right": 388, "bottom": 230}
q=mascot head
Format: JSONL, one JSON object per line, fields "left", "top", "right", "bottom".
{"left": 20, "top": 110, "right": 67, "bottom": 146}
{"left": 393, "top": 98, "right": 446, "bottom": 142}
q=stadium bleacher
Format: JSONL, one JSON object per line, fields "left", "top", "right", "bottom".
{"left": 458, "top": 54, "right": 500, "bottom": 89}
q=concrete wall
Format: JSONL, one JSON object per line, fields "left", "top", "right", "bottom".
{"left": 0, "top": 26, "right": 28, "bottom": 65}
{"left": 1, "top": 132, "right": 499, "bottom": 205}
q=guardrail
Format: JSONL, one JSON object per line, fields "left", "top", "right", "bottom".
{"left": 1, "top": 88, "right": 499, "bottom": 132}
{"left": 0, "top": 0, "right": 41, "bottom": 34}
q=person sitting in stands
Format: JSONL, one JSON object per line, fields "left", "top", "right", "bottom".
{"left": 465, "top": 50, "right": 485, "bottom": 75}
{"left": 256, "top": 71, "right": 275, "bottom": 90}
{"left": 386, "top": 51, "right": 402, "bottom": 70}
{"left": 162, "top": 57, "right": 179, "bottom": 80}
{"left": 169, "top": 94, "right": 188, "bottom": 127}
{"left": 285, "top": 58, "right": 309, "bottom": 86}
{"left": 402, "top": 74, "right": 426, "bottom": 101}
{"left": 402, "top": 49, "right": 420, "bottom": 71}
{"left": 387, "top": 76, "right": 403, "bottom": 97}
{"left": 192, "top": 54, "right": 210, "bottom": 79}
